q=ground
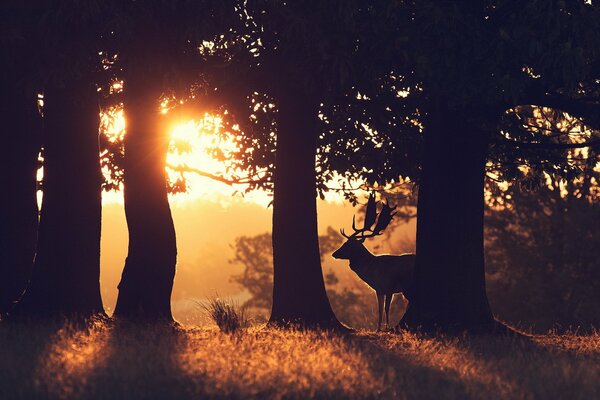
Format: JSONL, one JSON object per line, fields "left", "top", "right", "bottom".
{"left": 0, "top": 320, "right": 598, "bottom": 399}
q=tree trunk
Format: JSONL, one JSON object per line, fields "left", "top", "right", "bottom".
{"left": 269, "top": 92, "right": 341, "bottom": 329}
{"left": 400, "top": 106, "right": 495, "bottom": 332}
{"left": 15, "top": 84, "right": 104, "bottom": 317}
{"left": 0, "top": 94, "right": 41, "bottom": 316}
{"left": 114, "top": 83, "right": 177, "bottom": 321}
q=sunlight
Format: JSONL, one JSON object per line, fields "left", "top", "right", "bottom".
{"left": 166, "top": 115, "right": 275, "bottom": 206}
{"left": 97, "top": 106, "right": 377, "bottom": 207}
{"left": 35, "top": 321, "right": 110, "bottom": 398}
{"left": 100, "top": 107, "right": 125, "bottom": 144}
{"left": 99, "top": 109, "right": 273, "bottom": 206}
{"left": 178, "top": 328, "right": 380, "bottom": 397}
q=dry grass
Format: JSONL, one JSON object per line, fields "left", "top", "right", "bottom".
{"left": 0, "top": 320, "right": 598, "bottom": 399}
{"left": 200, "top": 298, "right": 249, "bottom": 334}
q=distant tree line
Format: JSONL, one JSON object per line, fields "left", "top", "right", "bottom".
{"left": 0, "top": 1, "right": 598, "bottom": 334}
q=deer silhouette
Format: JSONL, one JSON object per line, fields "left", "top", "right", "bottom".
{"left": 332, "top": 194, "right": 415, "bottom": 331}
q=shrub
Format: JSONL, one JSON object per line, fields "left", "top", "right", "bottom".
{"left": 201, "top": 298, "right": 248, "bottom": 334}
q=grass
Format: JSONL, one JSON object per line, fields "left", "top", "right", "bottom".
{"left": 200, "top": 297, "right": 249, "bottom": 334}
{"left": 0, "top": 319, "right": 598, "bottom": 399}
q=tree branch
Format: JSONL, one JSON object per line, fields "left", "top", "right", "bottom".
{"left": 498, "top": 135, "right": 600, "bottom": 150}
{"left": 166, "top": 163, "right": 268, "bottom": 186}
{"left": 517, "top": 92, "right": 600, "bottom": 132}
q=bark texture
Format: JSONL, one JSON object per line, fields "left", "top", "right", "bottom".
{"left": 114, "top": 83, "right": 177, "bottom": 321}
{"left": 400, "top": 106, "right": 495, "bottom": 332}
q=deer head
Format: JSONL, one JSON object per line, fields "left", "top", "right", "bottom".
{"left": 332, "top": 194, "right": 396, "bottom": 260}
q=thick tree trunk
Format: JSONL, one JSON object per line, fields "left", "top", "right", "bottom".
{"left": 0, "top": 94, "right": 40, "bottom": 316}
{"left": 400, "top": 106, "right": 495, "bottom": 332}
{"left": 114, "top": 84, "right": 177, "bottom": 321}
{"left": 15, "top": 84, "right": 104, "bottom": 317}
{"left": 269, "top": 92, "right": 341, "bottom": 329}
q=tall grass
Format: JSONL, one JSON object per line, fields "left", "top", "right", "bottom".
{"left": 200, "top": 297, "right": 249, "bottom": 334}
{"left": 0, "top": 320, "right": 598, "bottom": 399}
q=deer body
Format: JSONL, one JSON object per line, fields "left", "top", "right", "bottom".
{"left": 333, "top": 194, "right": 415, "bottom": 331}
{"left": 349, "top": 252, "right": 415, "bottom": 297}
{"left": 332, "top": 239, "right": 415, "bottom": 331}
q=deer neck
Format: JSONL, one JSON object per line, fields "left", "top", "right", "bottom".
{"left": 349, "top": 245, "right": 375, "bottom": 271}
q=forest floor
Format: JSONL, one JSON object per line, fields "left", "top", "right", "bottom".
{"left": 0, "top": 320, "right": 598, "bottom": 399}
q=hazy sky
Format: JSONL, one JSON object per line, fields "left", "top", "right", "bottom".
{"left": 99, "top": 191, "right": 416, "bottom": 323}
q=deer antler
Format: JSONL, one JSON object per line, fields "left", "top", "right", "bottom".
{"left": 342, "top": 194, "right": 396, "bottom": 240}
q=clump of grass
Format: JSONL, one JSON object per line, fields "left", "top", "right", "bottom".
{"left": 201, "top": 298, "right": 248, "bottom": 334}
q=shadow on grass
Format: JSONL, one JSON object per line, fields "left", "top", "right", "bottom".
{"left": 1, "top": 319, "right": 598, "bottom": 399}
{"left": 78, "top": 320, "right": 201, "bottom": 399}
{"left": 343, "top": 328, "right": 600, "bottom": 400}
{"left": 343, "top": 331, "right": 518, "bottom": 399}
{"left": 0, "top": 320, "right": 62, "bottom": 399}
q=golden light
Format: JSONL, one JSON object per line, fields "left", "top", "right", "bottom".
{"left": 35, "top": 322, "right": 110, "bottom": 398}
{"left": 166, "top": 115, "right": 232, "bottom": 185}
{"left": 165, "top": 115, "right": 273, "bottom": 206}
{"left": 98, "top": 105, "right": 365, "bottom": 207}
{"left": 100, "top": 107, "right": 125, "bottom": 144}
{"left": 99, "top": 108, "right": 272, "bottom": 206}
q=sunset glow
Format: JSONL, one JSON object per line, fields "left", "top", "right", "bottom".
{"left": 100, "top": 109, "right": 273, "bottom": 206}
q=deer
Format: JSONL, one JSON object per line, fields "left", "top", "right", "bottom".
{"left": 332, "top": 194, "right": 415, "bottom": 332}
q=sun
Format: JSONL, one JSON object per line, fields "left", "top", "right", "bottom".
{"left": 100, "top": 109, "right": 272, "bottom": 206}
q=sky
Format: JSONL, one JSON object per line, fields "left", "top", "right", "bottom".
{"left": 100, "top": 190, "right": 416, "bottom": 323}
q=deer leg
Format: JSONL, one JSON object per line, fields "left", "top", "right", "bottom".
{"left": 384, "top": 293, "right": 393, "bottom": 330}
{"left": 376, "top": 292, "right": 384, "bottom": 331}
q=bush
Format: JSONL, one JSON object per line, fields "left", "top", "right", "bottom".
{"left": 201, "top": 298, "right": 248, "bottom": 334}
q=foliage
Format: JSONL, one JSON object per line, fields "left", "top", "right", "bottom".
{"left": 401, "top": 1, "right": 600, "bottom": 184}
{"left": 201, "top": 297, "right": 248, "bottom": 334}
{"left": 189, "top": 1, "right": 423, "bottom": 197}
{"left": 485, "top": 174, "right": 600, "bottom": 332}
{"left": 197, "top": 1, "right": 600, "bottom": 206}
{"left": 228, "top": 233, "right": 273, "bottom": 312}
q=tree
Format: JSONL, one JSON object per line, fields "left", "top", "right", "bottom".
{"left": 195, "top": 1, "right": 417, "bottom": 328}
{"left": 18, "top": 5, "right": 106, "bottom": 317}
{"left": 106, "top": 0, "right": 230, "bottom": 320}
{"left": 16, "top": 83, "right": 104, "bottom": 317}
{"left": 391, "top": 1, "right": 600, "bottom": 332}
{"left": 0, "top": 2, "right": 43, "bottom": 317}
{"left": 176, "top": 1, "right": 599, "bottom": 332}
{"left": 0, "top": 93, "right": 41, "bottom": 316}
{"left": 2, "top": 2, "right": 106, "bottom": 318}
{"left": 111, "top": 74, "right": 179, "bottom": 320}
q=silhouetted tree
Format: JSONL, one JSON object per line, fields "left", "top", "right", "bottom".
{"left": 197, "top": 1, "right": 418, "bottom": 328}
{"left": 106, "top": 1, "right": 230, "bottom": 320}
{"left": 17, "top": 83, "right": 104, "bottom": 317}
{"left": 0, "top": 3, "right": 43, "bottom": 317}
{"left": 0, "top": 92, "right": 41, "bottom": 316}
{"left": 13, "top": 2, "right": 107, "bottom": 317}
{"left": 112, "top": 80, "right": 178, "bottom": 320}
{"left": 380, "top": 1, "right": 600, "bottom": 332}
